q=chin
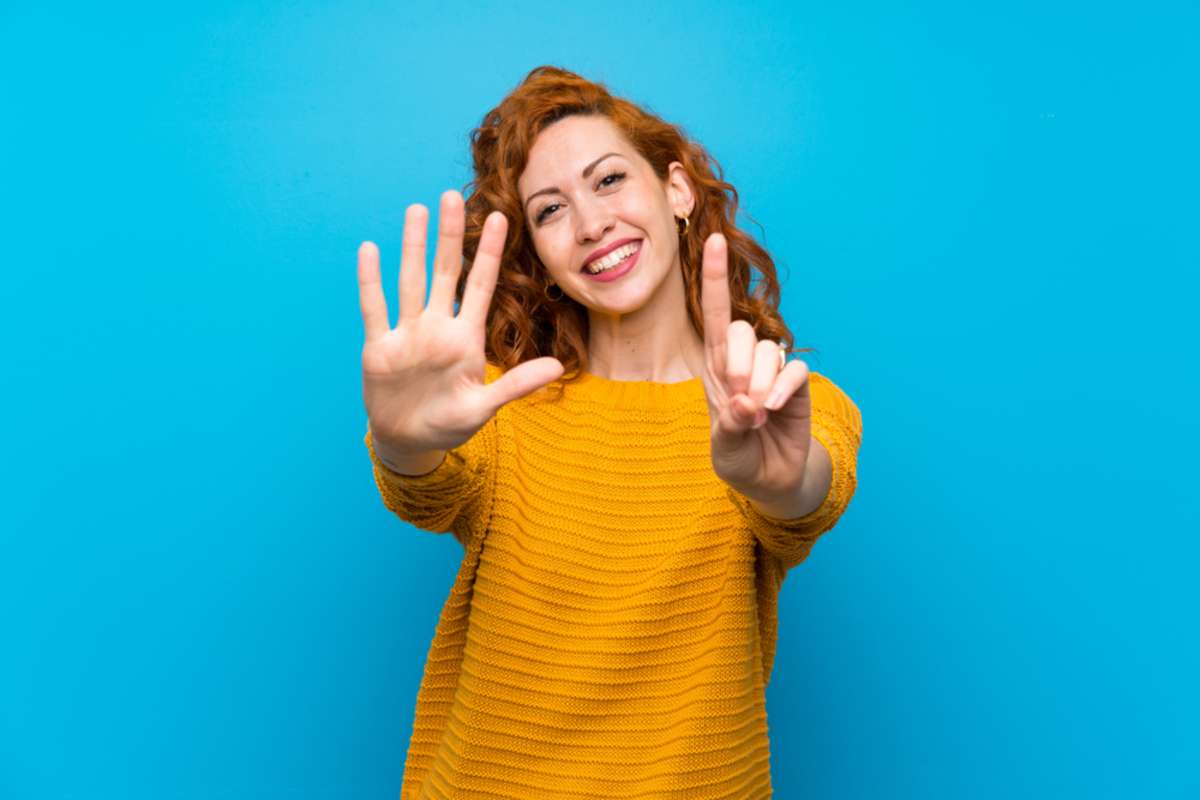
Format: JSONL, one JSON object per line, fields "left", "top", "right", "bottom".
{"left": 574, "top": 259, "right": 669, "bottom": 317}
{"left": 591, "top": 298, "right": 648, "bottom": 317}
{"left": 581, "top": 288, "right": 655, "bottom": 317}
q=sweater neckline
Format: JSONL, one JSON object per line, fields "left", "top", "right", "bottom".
{"left": 565, "top": 369, "right": 707, "bottom": 409}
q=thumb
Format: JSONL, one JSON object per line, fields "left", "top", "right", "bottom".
{"left": 479, "top": 357, "right": 565, "bottom": 412}
{"left": 712, "top": 394, "right": 759, "bottom": 449}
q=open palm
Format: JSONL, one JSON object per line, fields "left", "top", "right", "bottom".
{"left": 358, "top": 191, "right": 563, "bottom": 458}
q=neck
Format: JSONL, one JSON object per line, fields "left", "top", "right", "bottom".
{"left": 585, "top": 261, "right": 705, "bottom": 382}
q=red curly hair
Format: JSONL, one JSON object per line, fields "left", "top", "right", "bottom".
{"left": 457, "top": 65, "right": 811, "bottom": 400}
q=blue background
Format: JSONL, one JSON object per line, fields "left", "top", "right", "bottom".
{"left": 3, "top": 1, "right": 1197, "bottom": 797}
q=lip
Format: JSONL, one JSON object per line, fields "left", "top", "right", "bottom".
{"left": 582, "top": 241, "right": 641, "bottom": 283}
{"left": 581, "top": 237, "right": 642, "bottom": 271}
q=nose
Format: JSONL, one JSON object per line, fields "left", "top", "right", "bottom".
{"left": 575, "top": 198, "right": 615, "bottom": 244}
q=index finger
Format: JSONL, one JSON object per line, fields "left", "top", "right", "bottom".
{"left": 357, "top": 241, "right": 389, "bottom": 341}
{"left": 457, "top": 210, "right": 508, "bottom": 326}
{"left": 398, "top": 204, "right": 429, "bottom": 321}
{"left": 701, "top": 232, "right": 732, "bottom": 376}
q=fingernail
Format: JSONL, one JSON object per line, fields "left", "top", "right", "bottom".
{"left": 753, "top": 409, "right": 767, "bottom": 428}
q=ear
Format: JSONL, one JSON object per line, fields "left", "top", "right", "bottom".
{"left": 665, "top": 161, "right": 695, "bottom": 219}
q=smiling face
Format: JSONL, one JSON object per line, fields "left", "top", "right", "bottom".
{"left": 518, "top": 114, "right": 694, "bottom": 319}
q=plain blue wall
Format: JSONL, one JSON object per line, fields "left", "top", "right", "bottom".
{"left": 3, "top": 1, "right": 1197, "bottom": 797}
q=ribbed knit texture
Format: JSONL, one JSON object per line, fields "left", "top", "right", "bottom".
{"left": 364, "top": 363, "right": 863, "bottom": 800}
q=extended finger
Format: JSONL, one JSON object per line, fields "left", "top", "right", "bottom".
{"left": 427, "top": 190, "right": 465, "bottom": 316}
{"left": 399, "top": 204, "right": 429, "bottom": 321}
{"left": 357, "top": 241, "right": 390, "bottom": 341}
{"left": 748, "top": 338, "right": 782, "bottom": 406}
{"left": 700, "top": 233, "right": 732, "bottom": 376}
{"left": 764, "top": 359, "right": 811, "bottom": 411}
{"left": 458, "top": 210, "right": 507, "bottom": 326}
{"left": 724, "top": 320, "right": 757, "bottom": 397}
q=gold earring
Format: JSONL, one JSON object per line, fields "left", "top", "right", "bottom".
{"left": 543, "top": 283, "right": 564, "bottom": 302}
{"left": 675, "top": 215, "right": 690, "bottom": 236}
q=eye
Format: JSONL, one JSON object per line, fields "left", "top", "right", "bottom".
{"left": 535, "top": 171, "right": 626, "bottom": 224}
{"left": 599, "top": 170, "right": 626, "bottom": 188}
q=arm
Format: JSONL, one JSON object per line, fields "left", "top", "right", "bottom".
{"left": 364, "top": 409, "right": 498, "bottom": 550}
{"left": 363, "top": 360, "right": 506, "bottom": 547}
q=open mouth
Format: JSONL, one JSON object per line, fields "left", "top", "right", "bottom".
{"left": 582, "top": 240, "right": 642, "bottom": 274}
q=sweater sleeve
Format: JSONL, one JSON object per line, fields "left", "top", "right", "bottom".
{"left": 361, "top": 364, "right": 502, "bottom": 549}
{"left": 727, "top": 371, "right": 863, "bottom": 571}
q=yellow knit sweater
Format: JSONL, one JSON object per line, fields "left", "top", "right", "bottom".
{"left": 364, "top": 362, "right": 863, "bottom": 800}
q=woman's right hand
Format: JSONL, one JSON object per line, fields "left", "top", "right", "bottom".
{"left": 357, "top": 189, "right": 565, "bottom": 458}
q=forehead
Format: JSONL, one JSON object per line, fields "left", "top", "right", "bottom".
{"left": 519, "top": 115, "right": 633, "bottom": 189}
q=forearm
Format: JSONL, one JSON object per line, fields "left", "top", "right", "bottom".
{"left": 748, "top": 437, "right": 833, "bottom": 521}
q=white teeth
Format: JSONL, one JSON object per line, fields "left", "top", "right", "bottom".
{"left": 586, "top": 242, "right": 640, "bottom": 273}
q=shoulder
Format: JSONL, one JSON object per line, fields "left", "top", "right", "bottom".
{"left": 807, "top": 370, "right": 863, "bottom": 435}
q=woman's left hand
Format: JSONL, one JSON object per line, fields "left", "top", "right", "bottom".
{"left": 698, "top": 233, "right": 813, "bottom": 506}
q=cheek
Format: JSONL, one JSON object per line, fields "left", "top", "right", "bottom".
{"left": 534, "top": 233, "right": 576, "bottom": 281}
{"left": 621, "top": 192, "right": 660, "bottom": 225}
{"left": 622, "top": 194, "right": 671, "bottom": 246}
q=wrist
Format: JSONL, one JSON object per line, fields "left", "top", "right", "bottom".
{"left": 745, "top": 485, "right": 812, "bottom": 521}
{"left": 744, "top": 437, "right": 832, "bottom": 521}
{"left": 368, "top": 426, "right": 446, "bottom": 476}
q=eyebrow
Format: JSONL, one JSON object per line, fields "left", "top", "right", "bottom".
{"left": 523, "top": 152, "right": 625, "bottom": 211}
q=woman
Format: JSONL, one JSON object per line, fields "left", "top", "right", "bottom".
{"left": 358, "top": 66, "right": 862, "bottom": 799}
